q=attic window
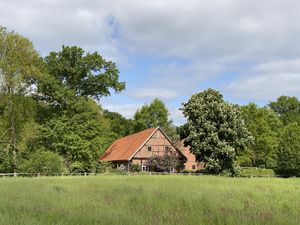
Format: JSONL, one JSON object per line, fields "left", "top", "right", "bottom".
{"left": 148, "top": 146, "right": 152, "bottom": 151}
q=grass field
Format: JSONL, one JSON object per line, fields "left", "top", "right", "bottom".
{"left": 0, "top": 175, "right": 299, "bottom": 225}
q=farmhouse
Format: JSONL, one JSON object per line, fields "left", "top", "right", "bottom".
{"left": 180, "top": 144, "right": 204, "bottom": 171}
{"left": 99, "top": 127, "right": 188, "bottom": 172}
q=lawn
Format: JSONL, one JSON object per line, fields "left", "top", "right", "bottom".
{"left": 0, "top": 175, "right": 299, "bottom": 225}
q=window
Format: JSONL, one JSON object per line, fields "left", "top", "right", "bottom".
{"left": 147, "top": 146, "right": 152, "bottom": 151}
{"left": 192, "top": 165, "right": 196, "bottom": 170}
{"left": 164, "top": 146, "right": 170, "bottom": 151}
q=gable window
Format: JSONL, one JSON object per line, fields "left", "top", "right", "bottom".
{"left": 164, "top": 146, "right": 170, "bottom": 151}
{"left": 192, "top": 165, "right": 196, "bottom": 170}
{"left": 147, "top": 146, "right": 152, "bottom": 151}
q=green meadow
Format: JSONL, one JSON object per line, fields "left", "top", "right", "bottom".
{"left": 0, "top": 175, "right": 299, "bottom": 225}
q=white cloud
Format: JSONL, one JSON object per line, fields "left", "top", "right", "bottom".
{"left": 132, "top": 88, "right": 178, "bottom": 100}
{"left": 2, "top": 0, "right": 300, "bottom": 114}
{"left": 103, "top": 103, "right": 140, "bottom": 119}
{"left": 228, "top": 58, "right": 300, "bottom": 100}
{"left": 169, "top": 108, "right": 186, "bottom": 125}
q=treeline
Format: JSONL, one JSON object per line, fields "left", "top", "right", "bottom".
{"left": 0, "top": 26, "right": 176, "bottom": 174}
{"left": 178, "top": 89, "right": 300, "bottom": 177}
{"left": 1, "top": 26, "right": 300, "bottom": 177}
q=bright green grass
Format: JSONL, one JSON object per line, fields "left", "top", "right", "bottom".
{"left": 0, "top": 175, "right": 299, "bottom": 225}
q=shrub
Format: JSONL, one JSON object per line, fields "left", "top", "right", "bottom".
{"left": 240, "top": 167, "right": 275, "bottom": 177}
{"left": 96, "top": 161, "right": 113, "bottom": 173}
{"left": 21, "top": 151, "right": 65, "bottom": 175}
{"left": 131, "top": 163, "right": 141, "bottom": 172}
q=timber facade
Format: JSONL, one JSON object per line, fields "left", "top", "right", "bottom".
{"left": 99, "top": 127, "right": 187, "bottom": 172}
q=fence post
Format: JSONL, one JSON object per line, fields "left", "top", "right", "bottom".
{"left": 84, "top": 172, "right": 87, "bottom": 177}
{"left": 14, "top": 172, "right": 17, "bottom": 177}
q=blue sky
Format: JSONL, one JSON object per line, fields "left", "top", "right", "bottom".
{"left": 1, "top": 0, "right": 300, "bottom": 124}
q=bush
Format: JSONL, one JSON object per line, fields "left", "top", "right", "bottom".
{"left": 96, "top": 161, "right": 113, "bottom": 173}
{"left": 131, "top": 163, "right": 141, "bottom": 172}
{"left": 240, "top": 168, "right": 275, "bottom": 177}
{"left": 21, "top": 151, "right": 65, "bottom": 175}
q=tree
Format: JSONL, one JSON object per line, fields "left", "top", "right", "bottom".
{"left": 103, "top": 110, "right": 134, "bottom": 138}
{"left": 133, "top": 98, "right": 180, "bottom": 144}
{"left": 33, "top": 99, "right": 116, "bottom": 172}
{"left": 181, "top": 88, "right": 252, "bottom": 175}
{"left": 30, "top": 45, "right": 126, "bottom": 173}
{"left": 240, "top": 103, "right": 282, "bottom": 168}
{"left": 39, "top": 45, "right": 125, "bottom": 105}
{"left": 276, "top": 123, "right": 300, "bottom": 177}
{"left": 133, "top": 99, "right": 171, "bottom": 130}
{"left": 269, "top": 96, "right": 300, "bottom": 125}
{"left": 21, "top": 151, "right": 65, "bottom": 175}
{"left": 0, "top": 26, "right": 43, "bottom": 171}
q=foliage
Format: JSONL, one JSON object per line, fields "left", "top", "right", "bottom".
{"left": 133, "top": 98, "right": 179, "bottom": 143}
{"left": 240, "top": 167, "right": 275, "bottom": 177}
{"left": 269, "top": 96, "right": 300, "bottom": 125}
{"left": 103, "top": 110, "right": 134, "bottom": 138}
{"left": 240, "top": 103, "right": 282, "bottom": 168}
{"left": 147, "top": 147, "right": 181, "bottom": 172}
{"left": 276, "top": 123, "right": 300, "bottom": 177}
{"left": 133, "top": 98, "right": 171, "bottom": 130}
{"left": 0, "top": 26, "right": 44, "bottom": 171}
{"left": 96, "top": 161, "right": 113, "bottom": 173}
{"left": 20, "top": 151, "right": 65, "bottom": 175}
{"left": 181, "top": 88, "right": 252, "bottom": 176}
{"left": 42, "top": 45, "right": 125, "bottom": 101}
{"left": 34, "top": 99, "right": 115, "bottom": 172}
{"left": 130, "top": 163, "right": 141, "bottom": 172}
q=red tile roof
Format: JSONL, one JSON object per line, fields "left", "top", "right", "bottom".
{"left": 99, "top": 127, "right": 157, "bottom": 161}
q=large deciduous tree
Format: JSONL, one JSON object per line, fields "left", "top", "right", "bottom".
{"left": 133, "top": 98, "right": 179, "bottom": 144}
{"left": 133, "top": 98, "right": 171, "bottom": 130}
{"left": 181, "top": 88, "right": 252, "bottom": 175}
{"left": 38, "top": 45, "right": 125, "bottom": 105}
{"left": 240, "top": 103, "right": 282, "bottom": 168}
{"left": 0, "top": 26, "right": 43, "bottom": 171}
{"left": 269, "top": 96, "right": 300, "bottom": 125}
{"left": 276, "top": 123, "right": 300, "bottom": 177}
{"left": 31, "top": 45, "right": 126, "bottom": 172}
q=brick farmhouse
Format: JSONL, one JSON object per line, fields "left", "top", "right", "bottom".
{"left": 99, "top": 127, "right": 203, "bottom": 172}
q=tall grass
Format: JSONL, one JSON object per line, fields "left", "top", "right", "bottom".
{"left": 0, "top": 175, "right": 299, "bottom": 225}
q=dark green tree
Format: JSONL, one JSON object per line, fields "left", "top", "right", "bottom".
{"left": 133, "top": 99, "right": 170, "bottom": 130}
{"left": 269, "top": 96, "right": 300, "bottom": 125}
{"left": 181, "top": 88, "right": 252, "bottom": 175}
{"left": 20, "top": 151, "right": 65, "bottom": 175}
{"left": 240, "top": 103, "right": 282, "bottom": 168}
{"left": 133, "top": 98, "right": 179, "bottom": 144}
{"left": 276, "top": 123, "right": 300, "bottom": 177}
{"left": 39, "top": 45, "right": 125, "bottom": 105}
{"left": 33, "top": 99, "right": 115, "bottom": 172}
{"left": 103, "top": 110, "right": 134, "bottom": 138}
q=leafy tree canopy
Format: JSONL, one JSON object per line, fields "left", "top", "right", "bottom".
{"left": 181, "top": 88, "right": 252, "bottom": 175}
{"left": 0, "top": 26, "right": 44, "bottom": 171}
{"left": 269, "top": 96, "right": 300, "bottom": 125}
{"left": 240, "top": 103, "right": 282, "bottom": 168}
{"left": 133, "top": 98, "right": 171, "bottom": 131}
{"left": 37, "top": 45, "right": 125, "bottom": 106}
{"left": 276, "top": 123, "right": 300, "bottom": 177}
